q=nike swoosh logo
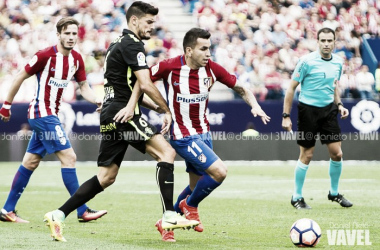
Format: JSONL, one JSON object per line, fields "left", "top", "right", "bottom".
{"left": 173, "top": 82, "right": 181, "bottom": 86}
{"left": 164, "top": 181, "right": 174, "bottom": 184}
{"left": 6, "top": 214, "right": 16, "bottom": 222}
{"left": 166, "top": 221, "right": 177, "bottom": 225}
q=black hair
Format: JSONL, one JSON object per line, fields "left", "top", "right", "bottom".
{"left": 317, "top": 27, "right": 335, "bottom": 40}
{"left": 183, "top": 28, "right": 211, "bottom": 52}
{"left": 126, "top": 1, "right": 159, "bottom": 23}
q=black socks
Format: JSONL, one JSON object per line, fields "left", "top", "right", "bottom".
{"left": 156, "top": 162, "right": 175, "bottom": 212}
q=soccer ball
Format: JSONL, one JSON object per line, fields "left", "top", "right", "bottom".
{"left": 290, "top": 218, "right": 321, "bottom": 247}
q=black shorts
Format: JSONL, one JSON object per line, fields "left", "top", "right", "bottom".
{"left": 297, "top": 102, "right": 342, "bottom": 148}
{"left": 97, "top": 115, "right": 157, "bottom": 167}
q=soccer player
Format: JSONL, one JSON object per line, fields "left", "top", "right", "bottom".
{"left": 43, "top": 1, "right": 198, "bottom": 242}
{"left": 282, "top": 27, "right": 353, "bottom": 209}
{"left": 128, "top": 28, "right": 270, "bottom": 241}
{"left": 0, "top": 17, "right": 107, "bottom": 223}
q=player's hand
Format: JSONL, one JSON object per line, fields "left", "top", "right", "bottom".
{"left": 113, "top": 107, "right": 134, "bottom": 123}
{"left": 161, "top": 112, "right": 172, "bottom": 134}
{"left": 95, "top": 98, "right": 103, "bottom": 113}
{"left": 339, "top": 106, "right": 349, "bottom": 119}
{"left": 0, "top": 107, "right": 11, "bottom": 122}
{"left": 282, "top": 117, "right": 292, "bottom": 131}
{"left": 251, "top": 106, "right": 271, "bottom": 125}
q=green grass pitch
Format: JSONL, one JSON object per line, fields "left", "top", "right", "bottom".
{"left": 0, "top": 161, "right": 379, "bottom": 250}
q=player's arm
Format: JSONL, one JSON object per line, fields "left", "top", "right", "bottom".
{"left": 232, "top": 81, "right": 270, "bottom": 124}
{"left": 334, "top": 83, "right": 349, "bottom": 119}
{"left": 135, "top": 69, "right": 172, "bottom": 134}
{"left": 141, "top": 95, "right": 165, "bottom": 114}
{"left": 114, "top": 80, "right": 145, "bottom": 123}
{"left": 282, "top": 79, "right": 299, "bottom": 131}
{"left": 113, "top": 69, "right": 171, "bottom": 134}
{"left": 77, "top": 81, "right": 102, "bottom": 113}
{"left": 0, "top": 69, "right": 31, "bottom": 122}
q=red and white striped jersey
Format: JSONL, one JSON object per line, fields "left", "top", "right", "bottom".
{"left": 25, "top": 46, "right": 86, "bottom": 119}
{"left": 150, "top": 55, "right": 236, "bottom": 140}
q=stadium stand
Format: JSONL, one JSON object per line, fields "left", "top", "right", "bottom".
{"left": 0, "top": 0, "right": 379, "bottom": 103}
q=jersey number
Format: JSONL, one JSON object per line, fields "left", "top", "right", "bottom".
{"left": 187, "top": 142, "right": 202, "bottom": 157}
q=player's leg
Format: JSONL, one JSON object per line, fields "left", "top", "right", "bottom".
{"left": 145, "top": 134, "right": 199, "bottom": 232}
{"left": 172, "top": 134, "right": 221, "bottom": 232}
{"left": 44, "top": 164, "right": 117, "bottom": 242}
{"left": 44, "top": 132, "right": 125, "bottom": 241}
{"left": 326, "top": 142, "right": 352, "bottom": 207}
{"left": 174, "top": 171, "right": 200, "bottom": 214}
{"left": 292, "top": 103, "right": 317, "bottom": 209}
{"left": 55, "top": 148, "right": 107, "bottom": 222}
{"left": 58, "top": 164, "right": 118, "bottom": 217}
{"left": 0, "top": 151, "right": 41, "bottom": 223}
{"left": 326, "top": 141, "right": 343, "bottom": 195}
{"left": 187, "top": 159, "right": 226, "bottom": 206}
{"left": 320, "top": 104, "right": 352, "bottom": 207}
{"left": 145, "top": 134, "right": 176, "bottom": 212}
{"left": 291, "top": 145, "right": 314, "bottom": 208}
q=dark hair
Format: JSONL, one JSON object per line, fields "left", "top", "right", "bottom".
{"left": 317, "top": 27, "right": 335, "bottom": 40}
{"left": 126, "top": 1, "right": 159, "bottom": 23}
{"left": 56, "top": 17, "right": 79, "bottom": 34}
{"left": 183, "top": 28, "right": 211, "bottom": 52}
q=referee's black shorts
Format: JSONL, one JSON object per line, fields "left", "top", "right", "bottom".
{"left": 97, "top": 115, "right": 157, "bottom": 167}
{"left": 297, "top": 102, "right": 342, "bottom": 148}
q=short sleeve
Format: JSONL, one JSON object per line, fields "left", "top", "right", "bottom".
{"left": 337, "top": 63, "right": 343, "bottom": 81}
{"left": 150, "top": 61, "right": 168, "bottom": 82}
{"left": 209, "top": 60, "right": 236, "bottom": 88}
{"left": 292, "top": 59, "right": 308, "bottom": 83}
{"left": 121, "top": 41, "right": 149, "bottom": 71}
{"left": 24, "top": 51, "right": 48, "bottom": 76}
{"left": 74, "top": 54, "right": 86, "bottom": 82}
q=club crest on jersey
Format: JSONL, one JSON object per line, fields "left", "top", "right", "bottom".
{"left": 203, "top": 77, "right": 212, "bottom": 88}
{"left": 151, "top": 63, "right": 159, "bottom": 76}
{"left": 198, "top": 153, "right": 207, "bottom": 163}
{"left": 137, "top": 52, "right": 146, "bottom": 66}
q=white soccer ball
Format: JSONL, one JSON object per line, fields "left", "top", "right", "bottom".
{"left": 290, "top": 218, "right": 322, "bottom": 247}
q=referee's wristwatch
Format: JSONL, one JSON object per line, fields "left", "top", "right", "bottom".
{"left": 282, "top": 113, "right": 290, "bottom": 118}
{"left": 337, "top": 102, "right": 344, "bottom": 107}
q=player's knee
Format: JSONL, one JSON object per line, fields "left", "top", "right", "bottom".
{"left": 99, "top": 175, "right": 116, "bottom": 188}
{"left": 166, "top": 147, "right": 176, "bottom": 161}
{"left": 61, "top": 152, "right": 77, "bottom": 168}
{"left": 22, "top": 158, "right": 41, "bottom": 170}
{"left": 211, "top": 162, "right": 227, "bottom": 182}
{"left": 160, "top": 146, "right": 176, "bottom": 162}
{"left": 331, "top": 151, "right": 343, "bottom": 161}
{"left": 105, "top": 176, "right": 116, "bottom": 187}
{"left": 301, "top": 152, "right": 313, "bottom": 164}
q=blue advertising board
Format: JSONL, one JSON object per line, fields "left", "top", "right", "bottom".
{"left": 1, "top": 100, "right": 379, "bottom": 134}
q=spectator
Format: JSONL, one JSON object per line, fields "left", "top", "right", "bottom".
{"left": 356, "top": 65, "right": 375, "bottom": 100}
{"left": 264, "top": 64, "right": 283, "bottom": 100}
{"left": 270, "top": 24, "right": 287, "bottom": 47}
{"left": 376, "top": 63, "right": 380, "bottom": 93}
{"left": 323, "top": 13, "right": 340, "bottom": 31}
{"left": 339, "top": 66, "right": 360, "bottom": 99}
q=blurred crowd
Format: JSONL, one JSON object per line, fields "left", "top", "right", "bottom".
{"left": 188, "top": 0, "right": 380, "bottom": 101}
{"left": 0, "top": 0, "right": 380, "bottom": 103}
